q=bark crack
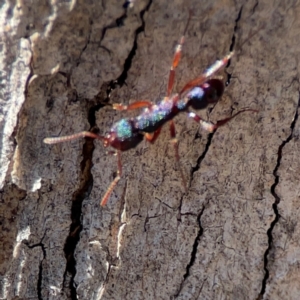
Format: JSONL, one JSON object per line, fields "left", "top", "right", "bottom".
{"left": 173, "top": 206, "right": 205, "bottom": 298}
{"left": 98, "top": 261, "right": 113, "bottom": 298}
{"left": 24, "top": 39, "right": 34, "bottom": 99}
{"left": 24, "top": 232, "right": 47, "bottom": 300}
{"left": 144, "top": 214, "right": 162, "bottom": 232}
{"left": 229, "top": 5, "right": 243, "bottom": 53}
{"left": 99, "top": 7, "right": 128, "bottom": 47}
{"left": 190, "top": 132, "right": 214, "bottom": 185}
{"left": 75, "top": 18, "right": 93, "bottom": 67}
{"left": 252, "top": 1, "right": 259, "bottom": 14}
{"left": 62, "top": 133, "right": 95, "bottom": 299}
{"left": 110, "top": 0, "right": 153, "bottom": 89}
{"left": 227, "top": 5, "right": 243, "bottom": 85}
{"left": 88, "top": 0, "right": 154, "bottom": 119}
{"left": 258, "top": 90, "right": 300, "bottom": 299}
{"left": 61, "top": 2, "right": 153, "bottom": 297}
{"left": 189, "top": 6, "right": 242, "bottom": 184}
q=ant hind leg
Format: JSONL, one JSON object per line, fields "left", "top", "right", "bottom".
{"left": 188, "top": 109, "right": 258, "bottom": 132}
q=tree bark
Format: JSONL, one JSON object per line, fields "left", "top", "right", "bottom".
{"left": 1, "top": 0, "right": 300, "bottom": 299}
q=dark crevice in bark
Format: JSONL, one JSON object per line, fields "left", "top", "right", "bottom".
{"left": 89, "top": 0, "right": 153, "bottom": 111}
{"left": 87, "top": 0, "right": 153, "bottom": 115}
{"left": 111, "top": 0, "right": 153, "bottom": 89}
{"left": 99, "top": 12, "right": 127, "bottom": 49}
{"left": 37, "top": 242, "right": 46, "bottom": 300}
{"left": 24, "top": 42, "right": 34, "bottom": 99}
{"left": 101, "top": 1, "right": 148, "bottom": 43}
{"left": 61, "top": 2, "right": 153, "bottom": 297}
{"left": 183, "top": 208, "right": 204, "bottom": 279}
{"left": 155, "top": 196, "right": 177, "bottom": 210}
{"left": 190, "top": 132, "right": 214, "bottom": 183}
{"left": 229, "top": 5, "right": 243, "bottom": 52}
{"left": 185, "top": 11, "right": 245, "bottom": 295}
{"left": 144, "top": 214, "right": 162, "bottom": 232}
{"left": 101, "top": 262, "right": 113, "bottom": 293}
{"left": 100, "top": 0, "right": 138, "bottom": 45}
{"left": 100, "top": 246, "right": 122, "bottom": 292}
{"left": 173, "top": 207, "right": 205, "bottom": 298}
{"left": 62, "top": 130, "right": 95, "bottom": 299}
{"left": 225, "top": 72, "right": 232, "bottom": 86}
{"left": 252, "top": 1, "right": 259, "bottom": 14}
{"left": 24, "top": 232, "right": 47, "bottom": 300}
{"left": 227, "top": 6, "right": 243, "bottom": 85}
{"left": 258, "top": 94, "right": 300, "bottom": 299}
{"left": 76, "top": 18, "right": 93, "bottom": 67}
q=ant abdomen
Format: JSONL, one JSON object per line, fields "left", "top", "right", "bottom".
{"left": 203, "top": 79, "right": 224, "bottom": 103}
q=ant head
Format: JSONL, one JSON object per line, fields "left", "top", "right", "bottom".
{"left": 188, "top": 79, "right": 224, "bottom": 110}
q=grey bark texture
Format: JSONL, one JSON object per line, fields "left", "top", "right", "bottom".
{"left": 1, "top": 0, "right": 300, "bottom": 299}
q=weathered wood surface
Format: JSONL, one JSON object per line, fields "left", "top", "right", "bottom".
{"left": 1, "top": 0, "right": 300, "bottom": 299}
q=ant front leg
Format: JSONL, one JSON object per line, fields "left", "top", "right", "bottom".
{"left": 100, "top": 150, "right": 122, "bottom": 206}
{"left": 167, "top": 11, "right": 192, "bottom": 96}
{"left": 188, "top": 109, "right": 258, "bottom": 132}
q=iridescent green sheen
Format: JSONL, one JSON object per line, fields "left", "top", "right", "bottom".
{"left": 115, "top": 119, "right": 132, "bottom": 140}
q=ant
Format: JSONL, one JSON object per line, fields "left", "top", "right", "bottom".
{"left": 44, "top": 14, "right": 257, "bottom": 206}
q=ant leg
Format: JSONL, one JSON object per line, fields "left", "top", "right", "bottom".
{"left": 113, "top": 100, "right": 153, "bottom": 111}
{"left": 167, "top": 12, "right": 192, "bottom": 96}
{"left": 169, "top": 120, "right": 187, "bottom": 192}
{"left": 188, "top": 109, "right": 258, "bottom": 132}
{"left": 100, "top": 151, "right": 122, "bottom": 206}
{"left": 188, "top": 112, "right": 216, "bottom": 132}
{"left": 144, "top": 127, "right": 162, "bottom": 143}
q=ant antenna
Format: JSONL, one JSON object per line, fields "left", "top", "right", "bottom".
{"left": 43, "top": 131, "right": 106, "bottom": 144}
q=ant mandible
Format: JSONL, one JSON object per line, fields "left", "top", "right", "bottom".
{"left": 44, "top": 13, "right": 257, "bottom": 206}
